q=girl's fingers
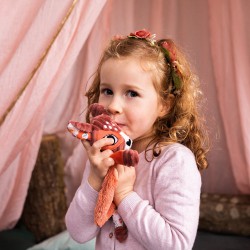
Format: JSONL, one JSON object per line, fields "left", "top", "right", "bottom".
{"left": 92, "top": 137, "right": 114, "bottom": 150}
{"left": 114, "top": 168, "right": 119, "bottom": 180}
{"left": 81, "top": 137, "right": 113, "bottom": 153}
{"left": 101, "top": 149, "right": 114, "bottom": 158}
{"left": 81, "top": 139, "right": 91, "bottom": 149}
{"left": 116, "top": 165, "right": 135, "bottom": 176}
{"left": 115, "top": 164, "right": 127, "bottom": 175}
{"left": 103, "top": 157, "right": 115, "bottom": 167}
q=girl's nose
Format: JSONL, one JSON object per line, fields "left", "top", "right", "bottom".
{"left": 107, "top": 99, "right": 122, "bottom": 115}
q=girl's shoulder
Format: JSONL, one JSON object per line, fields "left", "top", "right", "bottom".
{"left": 156, "top": 143, "right": 195, "bottom": 162}
{"left": 137, "top": 142, "right": 197, "bottom": 171}
{"left": 137, "top": 143, "right": 200, "bottom": 184}
{"left": 151, "top": 143, "right": 197, "bottom": 172}
{"left": 138, "top": 143, "right": 194, "bottom": 163}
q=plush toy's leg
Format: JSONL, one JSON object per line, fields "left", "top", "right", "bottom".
{"left": 110, "top": 150, "right": 139, "bottom": 166}
{"left": 94, "top": 166, "right": 117, "bottom": 227}
{"left": 110, "top": 151, "right": 124, "bottom": 165}
{"left": 112, "top": 210, "right": 128, "bottom": 242}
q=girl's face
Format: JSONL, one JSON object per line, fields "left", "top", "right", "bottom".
{"left": 99, "top": 57, "right": 166, "bottom": 148}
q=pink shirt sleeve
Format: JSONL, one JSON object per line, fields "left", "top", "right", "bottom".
{"left": 65, "top": 162, "right": 100, "bottom": 243}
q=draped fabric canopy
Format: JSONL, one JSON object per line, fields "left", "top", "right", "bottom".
{"left": 0, "top": 0, "right": 249, "bottom": 230}
{"left": 0, "top": 0, "right": 109, "bottom": 230}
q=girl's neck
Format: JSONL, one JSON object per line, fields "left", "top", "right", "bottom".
{"left": 132, "top": 134, "right": 155, "bottom": 153}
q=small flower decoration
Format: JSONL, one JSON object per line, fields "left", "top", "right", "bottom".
{"left": 129, "top": 29, "right": 151, "bottom": 38}
{"left": 161, "top": 41, "right": 177, "bottom": 62}
{"left": 128, "top": 29, "right": 156, "bottom": 45}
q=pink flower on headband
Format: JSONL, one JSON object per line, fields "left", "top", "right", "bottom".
{"left": 129, "top": 29, "right": 151, "bottom": 39}
{"left": 128, "top": 29, "right": 156, "bottom": 45}
{"left": 161, "top": 41, "right": 177, "bottom": 62}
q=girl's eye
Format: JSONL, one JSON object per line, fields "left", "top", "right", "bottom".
{"left": 101, "top": 88, "right": 113, "bottom": 95}
{"left": 127, "top": 90, "right": 138, "bottom": 98}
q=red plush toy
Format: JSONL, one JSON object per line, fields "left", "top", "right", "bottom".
{"left": 67, "top": 103, "right": 139, "bottom": 242}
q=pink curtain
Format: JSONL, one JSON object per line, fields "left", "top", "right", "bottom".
{"left": 0, "top": 0, "right": 249, "bottom": 231}
{"left": 208, "top": 0, "right": 250, "bottom": 193}
{"left": 0, "top": 0, "right": 108, "bottom": 230}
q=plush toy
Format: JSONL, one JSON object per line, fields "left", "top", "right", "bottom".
{"left": 67, "top": 103, "right": 139, "bottom": 242}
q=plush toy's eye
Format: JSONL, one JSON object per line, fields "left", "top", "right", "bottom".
{"left": 119, "top": 131, "right": 133, "bottom": 149}
{"left": 126, "top": 139, "right": 132, "bottom": 147}
{"left": 105, "top": 134, "right": 118, "bottom": 145}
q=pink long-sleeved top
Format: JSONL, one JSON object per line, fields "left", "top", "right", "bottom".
{"left": 65, "top": 143, "right": 201, "bottom": 250}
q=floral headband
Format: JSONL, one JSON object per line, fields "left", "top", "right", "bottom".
{"left": 115, "top": 29, "right": 182, "bottom": 95}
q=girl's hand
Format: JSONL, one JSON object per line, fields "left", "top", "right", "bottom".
{"left": 113, "top": 165, "right": 136, "bottom": 206}
{"left": 82, "top": 138, "right": 114, "bottom": 191}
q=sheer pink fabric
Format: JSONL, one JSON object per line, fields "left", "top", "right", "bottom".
{"left": 0, "top": 0, "right": 249, "bottom": 231}
{"left": 208, "top": 0, "right": 250, "bottom": 193}
{"left": 0, "top": 0, "right": 108, "bottom": 230}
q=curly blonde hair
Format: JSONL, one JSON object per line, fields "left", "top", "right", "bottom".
{"left": 85, "top": 36, "right": 209, "bottom": 170}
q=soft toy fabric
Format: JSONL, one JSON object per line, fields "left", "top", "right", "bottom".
{"left": 67, "top": 103, "right": 139, "bottom": 242}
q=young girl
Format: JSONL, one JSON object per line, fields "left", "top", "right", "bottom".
{"left": 65, "top": 29, "right": 209, "bottom": 250}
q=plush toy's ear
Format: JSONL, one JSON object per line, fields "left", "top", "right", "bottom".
{"left": 67, "top": 121, "right": 93, "bottom": 140}
{"left": 89, "top": 103, "right": 109, "bottom": 117}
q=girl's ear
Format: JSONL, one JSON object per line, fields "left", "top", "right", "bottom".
{"left": 158, "top": 94, "right": 174, "bottom": 117}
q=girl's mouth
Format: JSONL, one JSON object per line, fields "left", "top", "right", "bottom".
{"left": 116, "top": 123, "right": 126, "bottom": 129}
{"left": 117, "top": 123, "right": 125, "bottom": 127}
